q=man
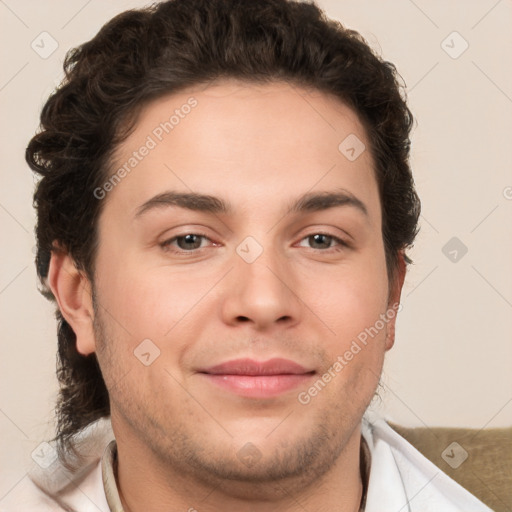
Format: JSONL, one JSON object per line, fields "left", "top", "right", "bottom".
{"left": 2, "top": 0, "right": 493, "bottom": 510}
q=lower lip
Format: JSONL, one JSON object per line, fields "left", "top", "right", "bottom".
{"left": 200, "top": 373, "right": 315, "bottom": 398}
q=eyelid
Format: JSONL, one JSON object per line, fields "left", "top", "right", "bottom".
{"left": 298, "top": 223, "right": 353, "bottom": 242}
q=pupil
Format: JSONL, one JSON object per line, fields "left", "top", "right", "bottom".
{"left": 311, "top": 234, "right": 330, "bottom": 249}
{"left": 179, "top": 234, "right": 201, "bottom": 250}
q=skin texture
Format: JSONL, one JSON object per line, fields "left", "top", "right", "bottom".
{"left": 49, "top": 80, "right": 405, "bottom": 512}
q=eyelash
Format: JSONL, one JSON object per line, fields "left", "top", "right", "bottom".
{"left": 160, "top": 232, "right": 350, "bottom": 254}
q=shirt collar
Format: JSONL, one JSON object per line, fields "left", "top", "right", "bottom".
{"left": 102, "top": 440, "right": 124, "bottom": 512}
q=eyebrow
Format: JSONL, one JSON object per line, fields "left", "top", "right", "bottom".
{"left": 134, "top": 188, "right": 368, "bottom": 219}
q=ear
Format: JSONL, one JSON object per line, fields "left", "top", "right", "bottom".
{"left": 384, "top": 251, "right": 406, "bottom": 351}
{"left": 47, "top": 247, "right": 96, "bottom": 356}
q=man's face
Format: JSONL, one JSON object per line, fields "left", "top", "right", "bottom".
{"left": 89, "top": 80, "right": 400, "bottom": 489}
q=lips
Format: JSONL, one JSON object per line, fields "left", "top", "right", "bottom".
{"left": 201, "top": 358, "right": 312, "bottom": 376}
{"left": 198, "top": 358, "right": 315, "bottom": 398}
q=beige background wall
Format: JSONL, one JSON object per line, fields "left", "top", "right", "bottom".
{"left": 1, "top": 0, "right": 511, "bottom": 497}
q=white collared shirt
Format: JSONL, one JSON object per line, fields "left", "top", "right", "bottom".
{"left": 361, "top": 417, "right": 494, "bottom": 511}
{"left": 0, "top": 416, "right": 494, "bottom": 511}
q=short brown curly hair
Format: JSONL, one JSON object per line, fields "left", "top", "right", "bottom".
{"left": 26, "top": 0, "right": 420, "bottom": 457}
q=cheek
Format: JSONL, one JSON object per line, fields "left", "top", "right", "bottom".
{"left": 94, "top": 255, "right": 217, "bottom": 344}
{"left": 300, "top": 266, "right": 389, "bottom": 412}
{"left": 300, "top": 250, "right": 389, "bottom": 351}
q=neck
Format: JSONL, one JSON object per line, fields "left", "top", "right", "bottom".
{"left": 114, "top": 424, "right": 365, "bottom": 512}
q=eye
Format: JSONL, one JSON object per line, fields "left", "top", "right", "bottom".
{"left": 297, "top": 233, "right": 348, "bottom": 251}
{"left": 161, "top": 233, "right": 212, "bottom": 252}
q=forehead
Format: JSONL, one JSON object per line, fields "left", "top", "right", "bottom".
{"left": 104, "top": 80, "right": 380, "bottom": 225}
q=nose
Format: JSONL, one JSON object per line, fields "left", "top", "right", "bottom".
{"left": 220, "top": 245, "right": 302, "bottom": 331}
